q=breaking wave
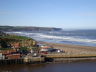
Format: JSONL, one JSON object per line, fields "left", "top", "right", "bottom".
{"left": 7, "top": 31, "right": 96, "bottom": 44}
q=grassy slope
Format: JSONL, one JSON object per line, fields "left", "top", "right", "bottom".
{"left": 0, "top": 35, "right": 32, "bottom": 40}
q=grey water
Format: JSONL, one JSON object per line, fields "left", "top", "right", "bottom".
{"left": 1, "top": 62, "right": 96, "bottom": 72}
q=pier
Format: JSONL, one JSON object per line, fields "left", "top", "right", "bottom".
{"left": 43, "top": 53, "right": 96, "bottom": 63}
{"left": 1, "top": 54, "right": 96, "bottom": 65}
{"left": 0, "top": 59, "right": 24, "bottom": 65}
{"left": 0, "top": 56, "right": 45, "bottom": 65}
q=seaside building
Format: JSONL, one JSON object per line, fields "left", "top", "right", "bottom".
{"left": 39, "top": 45, "right": 54, "bottom": 54}
{"left": 0, "top": 53, "right": 5, "bottom": 60}
{"left": 11, "top": 42, "right": 20, "bottom": 48}
{"left": 6, "top": 54, "right": 21, "bottom": 59}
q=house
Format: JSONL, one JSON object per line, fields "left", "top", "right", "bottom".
{"left": 11, "top": 42, "right": 20, "bottom": 48}
{"left": 0, "top": 49, "right": 17, "bottom": 55}
{"left": 6, "top": 53, "right": 21, "bottom": 59}
{"left": 40, "top": 45, "right": 54, "bottom": 54}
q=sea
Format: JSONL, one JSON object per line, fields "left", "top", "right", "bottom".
{"left": 7, "top": 29, "right": 96, "bottom": 47}
{"left": 1, "top": 62, "right": 96, "bottom": 72}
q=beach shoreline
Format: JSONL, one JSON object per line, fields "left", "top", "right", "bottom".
{"left": 38, "top": 41, "right": 96, "bottom": 56}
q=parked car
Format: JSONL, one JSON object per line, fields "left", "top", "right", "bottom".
{"left": 56, "top": 49, "right": 65, "bottom": 53}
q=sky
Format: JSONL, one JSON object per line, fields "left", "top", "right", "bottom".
{"left": 0, "top": 0, "right": 96, "bottom": 29}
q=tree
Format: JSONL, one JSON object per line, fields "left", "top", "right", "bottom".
{"left": 0, "top": 39, "right": 8, "bottom": 48}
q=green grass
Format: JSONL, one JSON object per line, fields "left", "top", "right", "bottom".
{"left": 19, "top": 47, "right": 29, "bottom": 51}
{"left": 31, "top": 47, "right": 40, "bottom": 51}
{"left": 0, "top": 35, "right": 32, "bottom": 40}
{"left": 0, "top": 48, "right": 11, "bottom": 50}
{"left": 9, "top": 35, "right": 31, "bottom": 40}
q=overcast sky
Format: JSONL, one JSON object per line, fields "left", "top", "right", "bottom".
{"left": 0, "top": 0, "right": 96, "bottom": 29}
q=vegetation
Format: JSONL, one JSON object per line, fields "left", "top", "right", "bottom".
{"left": 19, "top": 47, "right": 29, "bottom": 51}
{"left": 0, "top": 35, "right": 32, "bottom": 40}
{"left": 0, "top": 40, "right": 8, "bottom": 48}
{"left": 0, "top": 26, "right": 62, "bottom": 31}
{"left": 0, "top": 31, "right": 38, "bottom": 54}
{"left": 0, "top": 48, "right": 11, "bottom": 50}
{"left": 31, "top": 47, "right": 40, "bottom": 52}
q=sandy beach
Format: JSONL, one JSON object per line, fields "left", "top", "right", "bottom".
{"left": 38, "top": 41, "right": 96, "bottom": 57}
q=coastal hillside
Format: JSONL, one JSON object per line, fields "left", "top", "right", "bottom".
{"left": 0, "top": 31, "right": 37, "bottom": 48}
{"left": 0, "top": 31, "right": 38, "bottom": 58}
{"left": 0, "top": 26, "right": 62, "bottom": 32}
